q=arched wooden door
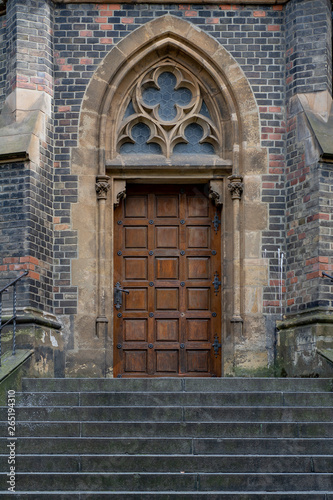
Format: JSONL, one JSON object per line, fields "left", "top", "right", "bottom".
{"left": 113, "top": 184, "right": 222, "bottom": 377}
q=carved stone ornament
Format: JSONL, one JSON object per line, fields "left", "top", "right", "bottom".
{"left": 117, "top": 62, "right": 221, "bottom": 159}
{"left": 113, "top": 180, "right": 126, "bottom": 207}
{"left": 95, "top": 175, "right": 110, "bottom": 200}
{"left": 209, "top": 180, "right": 223, "bottom": 207}
{"left": 228, "top": 175, "right": 244, "bottom": 200}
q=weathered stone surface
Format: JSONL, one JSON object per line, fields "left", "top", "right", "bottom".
{"left": 244, "top": 204, "right": 268, "bottom": 231}
{"left": 299, "top": 92, "right": 333, "bottom": 159}
{"left": 278, "top": 309, "right": 333, "bottom": 376}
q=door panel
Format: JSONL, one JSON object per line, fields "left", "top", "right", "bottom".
{"left": 114, "top": 184, "right": 222, "bottom": 377}
{"left": 124, "top": 319, "right": 147, "bottom": 341}
{"left": 156, "top": 195, "right": 179, "bottom": 218}
{"left": 125, "top": 195, "right": 148, "bottom": 217}
{"left": 125, "top": 350, "right": 147, "bottom": 372}
{"left": 155, "top": 226, "right": 179, "bottom": 248}
{"left": 187, "top": 350, "right": 209, "bottom": 372}
{"left": 156, "top": 319, "right": 179, "bottom": 341}
{"left": 155, "top": 258, "right": 179, "bottom": 280}
{"left": 187, "top": 257, "right": 210, "bottom": 279}
{"left": 187, "top": 319, "right": 210, "bottom": 341}
{"left": 187, "top": 288, "right": 210, "bottom": 310}
{"left": 124, "top": 257, "right": 148, "bottom": 280}
{"left": 125, "top": 227, "right": 148, "bottom": 248}
{"left": 187, "top": 226, "right": 210, "bottom": 248}
{"left": 124, "top": 289, "right": 148, "bottom": 311}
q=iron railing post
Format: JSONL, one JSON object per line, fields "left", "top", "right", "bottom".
{"left": 12, "top": 282, "right": 17, "bottom": 356}
{"left": 0, "top": 271, "right": 28, "bottom": 366}
{"left": 0, "top": 292, "right": 2, "bottom": 367}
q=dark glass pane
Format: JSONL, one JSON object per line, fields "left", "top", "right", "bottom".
{"left": 142, "top": 72, "right": 192, "bottom": 122}
{"left": 199, "top": 101, "right": 211, "bottom": 119}
{"left": 120, "top": 122, "right": 162, "bottom": 154}
{"left": 173, "top": 123, "right": 215, "bottom": 154}
{"left": 124, "top": 100, "right": 135, "bottom": 119}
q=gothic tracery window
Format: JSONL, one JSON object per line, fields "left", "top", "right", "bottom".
{"left": 117, "top": 63, "right": 220, "bottom": 159}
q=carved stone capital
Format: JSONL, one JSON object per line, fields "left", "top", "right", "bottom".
{"left": 96, "top": 175, "right": 110, "bottom": 200}
{"left": 209, "top": 180, "right": 223, "bottom": 207}
{"left": 228, "top": 175, "right": 244, "bottom": 200}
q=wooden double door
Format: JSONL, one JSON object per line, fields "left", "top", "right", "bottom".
{"left": 113, "top": 184, "right": 222, "bottom": 377}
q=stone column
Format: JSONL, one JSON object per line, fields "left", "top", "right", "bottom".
{"left": 95, "top": 175, "right": 110, "bottom": 338}
{"left": 228, "top": 174, "right": 244, "bottom": 335}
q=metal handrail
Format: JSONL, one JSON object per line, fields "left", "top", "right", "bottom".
{"left": 322, "top": 272, "right": 333, "bottom": 281}
{"left": 0, "top": 270, "right": 29, "bottom": 366}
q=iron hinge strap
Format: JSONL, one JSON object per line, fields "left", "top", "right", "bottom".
{"left": 212, "top": 334, "right": 222, "bottom": 358}
{"left": 212, "top": 271, "right": 221, "bottom": 295}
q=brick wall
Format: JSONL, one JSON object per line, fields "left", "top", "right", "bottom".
{"left": 8, "top": 0, "right": 54, "bottom": 97}
{"left": 3, "top": 0, "right": 15, "bottom": 100}
{"left": 0, "top": 13, "right": 5, "bottom": 111}
{"left": 284, "top": 0, "right": 333, "bottom": 314}
{"left": 0, "top": 0, "right": 55, "bottom": 313}
{"left": 0, "top": 162, "right": 53, "bottom": 311}
{"left": 285, "top": 0, "right": 332, "bottom": 99}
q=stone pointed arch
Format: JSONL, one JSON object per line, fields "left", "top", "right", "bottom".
{"left": 72, "top": 15, "right": 268, "bottom": 378}
{"left": 78, "top": 14, "right": 263, "bottom": 177}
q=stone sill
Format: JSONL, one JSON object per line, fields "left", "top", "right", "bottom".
{"left": 277, "top": 307, "right": 333, "bottom": 330}
{"left": 0, "top": 307, "right": 61, "bottom": 331}
{"left": 105, "top": 155, "right": 232, "bottom": 182}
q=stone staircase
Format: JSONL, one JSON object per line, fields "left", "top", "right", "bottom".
{"left": 1, "top": 377, "right": 333, "bottom": 498}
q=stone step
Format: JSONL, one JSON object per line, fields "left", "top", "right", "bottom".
{"left": 1, "top": 405, "right": 333, "bottom": 422}
{"left": 14, "top": 391, "right": 333, "bottom": 407}
{"left": 3, "top": 377, "right": 333, "bottom": 497}
{"left": 1, "top": 472, "right": 332, "bottom": 491}
{"left": 0, "top": 493, "right": 332, "bottom": 500}
{"left": 2, "top": 421, "right": 333, "bottom": 438}
{"left": 193, "top": 437, "right": 333, "bottom": 455}
{"left": 21, "top": 377, "right": 333, "bottom": 393}
{"left": 3, "top": 436, "right": 333, "bottom": 455}
{"left": 0, "top": 454, "right": 332, "bottom": 473}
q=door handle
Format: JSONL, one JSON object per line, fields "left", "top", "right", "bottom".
{"left": 114, "top": 282, "right": 130, "bottom": 310}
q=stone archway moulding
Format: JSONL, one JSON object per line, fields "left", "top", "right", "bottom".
{"left": 79, "top": 14, "right": 261, "bottom": 176}
{"left": 75, "top": 16, "right": 267, "bottom": 365}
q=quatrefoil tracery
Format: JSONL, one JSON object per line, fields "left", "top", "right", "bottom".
{"left": 117, "top": 64, "right": 220, "bottom": 158}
